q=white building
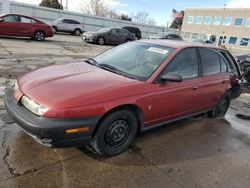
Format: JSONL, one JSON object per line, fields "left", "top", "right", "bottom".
{"left": 0, "top": 0, "right": 10, "bottom": 14}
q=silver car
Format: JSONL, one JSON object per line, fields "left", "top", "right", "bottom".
{"left": 52, "top": 18, "right": 84, "bottom": 36}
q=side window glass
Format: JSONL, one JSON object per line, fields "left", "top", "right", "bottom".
{"left": 199, "top": 49, "right": 220, "bottom": 75}
{"left": 21, "top": 17, "right": 32, "bottom": 23}
{"left": 163, "top": 48, "right": 198, "bottom": 79}
{"left": 220, "top": 57, "right": 228, "bottom": 72}
{"left": 3, "top": 15, "right": 20, "bottom": 22}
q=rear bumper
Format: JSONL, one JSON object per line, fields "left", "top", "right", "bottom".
{"left": 4, "top": 88, "right": 101, "bottom": 147}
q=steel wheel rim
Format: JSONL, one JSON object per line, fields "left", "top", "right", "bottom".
{"left": 105, "top": 119, "right": 130, "bottom": 149}
{"left": 36, "top": 32, "right": 44, "bottom": 41}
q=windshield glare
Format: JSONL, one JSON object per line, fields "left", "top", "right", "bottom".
{"left": 94, "top": 42, "right": 175, "bottom": 81}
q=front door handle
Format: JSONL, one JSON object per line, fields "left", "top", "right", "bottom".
{"left": 192, "top": 86, "right": 198, "bottom": 90}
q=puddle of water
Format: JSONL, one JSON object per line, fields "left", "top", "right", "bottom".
{"left": 226, "top": 109, "right": 250, "bottom": 135}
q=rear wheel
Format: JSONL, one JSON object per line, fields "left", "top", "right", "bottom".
{"left": 97, "top": 37, "right": 105, "bottom": 45}
{"left": 74, "top": 29, "right": 81, "bottom": 36}
{"left": 208, "top": 92, "right": 231, "bottom": 118}
{"left": 34, "top": 31, "right": 45, "bottom": 41}
{"left": 91, "top": 110, "right": 138, "bottom": 156}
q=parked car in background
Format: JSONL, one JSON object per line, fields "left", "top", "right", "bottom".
{"left": 122, "top": 26, "right": 141, "bottom": 39}
{"left": 52, "top": 18, "right": 84, "bottom": 36}
{"left": 0, "top": 14, "right": 53, "bottom": 41}
{"left": 148, "top": 32, "right": 183, "bottom": 40}
{"left": 193, "top": 39, "right": 215, "bottom": 46}
{"left": 5, "top": 40, "right": 242, "bottom": 156}
{"left": 82, "top": 27, "right": 136, "bottom": 45}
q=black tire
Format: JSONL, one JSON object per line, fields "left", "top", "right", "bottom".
{"left": 74, "top": 29, "right": 81, "bottom": 36}
{"left": 52, "top": 26, "right": 57, "bottom": 34}
{"left": 125, "top": 38, "right": 131, "bottom": 42}
{"left": 246, "top": 69, "right": 250, "bottom": 83}
{"left": 97, "top": 37, "right": 105, "bottom": 45}
{"left": 34, "top": 31, "right": 45, "bottom": 41}
{"left": 208, "top": 92, "right": 231, "bottom": 118}
{"left": 91, "top": 109, "right": 138, "bottom": 156}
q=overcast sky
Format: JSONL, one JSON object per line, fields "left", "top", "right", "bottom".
{"left": 12, "top": 0, "right": 250, "bottom": 26}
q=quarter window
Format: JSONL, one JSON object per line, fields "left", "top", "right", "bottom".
{"left": 240, "top": 38, "right": 249, "bottom": 46}
{"left": 21, "top": 17, "right": 32, "bottom": 23}
{"left": 245, "top": 18, "right": 250, "bottom": 27}
{"left": 228, "top": 37, "right": 237, "bottom": 45}
{"left": 213, "top": 17, "right": 221, "bottom": 25}
{"left": 234, "top": 17, "right": 243, "bottom": 26}
{"left": 187, "top": 16, "right": 194, "bottom": 24}
{"left": 199, "top": 49, "right": 221, "bottom": 76}
{"left": 194, "top": 16, "right": 202, "bottom": 24}
{"left": 223, "top": 17, "right": 232, "bottom": 26}
{"left": 220, "top": 57, "right": 228, "bottom": 73}
{"left": 163, "top": 48, "right": 198, "bottom": 79}
{"left": 203, "top": 16, "right": 212, "bottom": 25}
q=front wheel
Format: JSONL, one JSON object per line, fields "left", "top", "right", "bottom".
{"left": 97, "top": 37, "right": 105, "bottom": 45}
{"left": 91, "top": 110, "right": 138, "bottom": 156}
{"left": 34, "top": 31, "right": 45, "bottom": 41}
{"left": 208, "top": 92, "right": 231, "bottom": 118}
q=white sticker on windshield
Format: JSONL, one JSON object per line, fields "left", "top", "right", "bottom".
{"left": 148, "top": 47, "right": 169, "bottom": 54}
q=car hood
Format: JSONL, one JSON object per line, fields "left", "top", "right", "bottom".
{"left": 84, "top": 31, "right": 103, "bottom": 35}
{"left": 18, "top": 62, "right": 143, "bottom": 109}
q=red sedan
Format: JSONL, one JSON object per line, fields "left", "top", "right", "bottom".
{"left": 0, "top": 14, "right": 53, "bottom": 41}
{"left": 5, "top": 40, "right": 242, "bottom": 156}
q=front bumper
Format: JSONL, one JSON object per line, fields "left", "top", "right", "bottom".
{"left": 81, "top": 34, "right": 97, "bottom": 43}
{"left": 4, "top": 88, "right": 101, "bottom": 147}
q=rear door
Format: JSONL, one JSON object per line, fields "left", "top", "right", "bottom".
{"left": 0, "top": 15, "right": 20, "bottom": 35}
{"left": 153, "top": 48, "right": 204, "bottom": 123}
{"left": 198, "top": 48, "right": 231, "bottom": 109}
{"left": 15, "top": 16, "right": 34, "bottom": 37}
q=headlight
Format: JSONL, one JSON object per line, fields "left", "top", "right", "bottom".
{"left": 14, "top": 80, "right": 19, "bottom": 90}
{"left": 21, "top": 96, "right": 48, "bottom": 116}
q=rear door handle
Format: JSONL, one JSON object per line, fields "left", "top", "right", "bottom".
{"left": 192, "top": 86, "right": 198, "bottom": 90}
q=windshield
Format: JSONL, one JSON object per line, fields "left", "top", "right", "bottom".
{"left": 93, "top": 42, "right": 175, "bottom": 81}
{"left": 97, "top": 28, "right": 110, "bottom": 33}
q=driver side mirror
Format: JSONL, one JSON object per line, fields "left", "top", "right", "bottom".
{"left": 0, "top": 18, "right": 4, "bottom": 22}
{"left": 161, "top": 72, "right": 183, "bottom": 82}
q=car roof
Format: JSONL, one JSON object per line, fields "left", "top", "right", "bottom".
{"left": 138, "top": 39, "right": 219, "bottom": 50}
{"left": 0, "top": 13, "right": 42, "bottom": 22}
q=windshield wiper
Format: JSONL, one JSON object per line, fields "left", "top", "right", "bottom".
{"left": 98, "top": 64, "right": 143, "bottom": 81}
{"left": 84, "top": 58, "right": 98, "bottom": 66}
{"left": 98, "top": 64, "right": 123, "bottom": 73}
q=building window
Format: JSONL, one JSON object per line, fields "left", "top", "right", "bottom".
{"left": 240, "top": 38, "right": 249, "bottom": 46}
{"left": 187, "top": 16, "right": 194, "bottom": 24}
{"left": 194, "top": 16, "right": 202, "bottom": 24}
{"left": 245, "top": 18, "right": 250, "bottom": 27}
{"left": 213, "top": 17, "right": 221, "bottom": 25}
{"left": 234, "top": 17, "right": 243, "bottom": 26}
{"left": 203, "top": 16, "right": 212, "bottom": 25}
{"left": 229, "top": 37, "right": 237, "bottom": 45}
{"left": 223, "top": 17, "right": 232, "bottom": 26}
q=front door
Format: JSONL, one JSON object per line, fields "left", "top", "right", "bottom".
{"left": 153, "top": 48, "right": 203, "bottom": 123}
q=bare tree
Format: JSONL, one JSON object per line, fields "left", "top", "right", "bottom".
{"left": 80, "top": 0, "right": 111, "bottom": 16}
{"left": 132, "top": 11, "right": 156, "bottom": 25}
